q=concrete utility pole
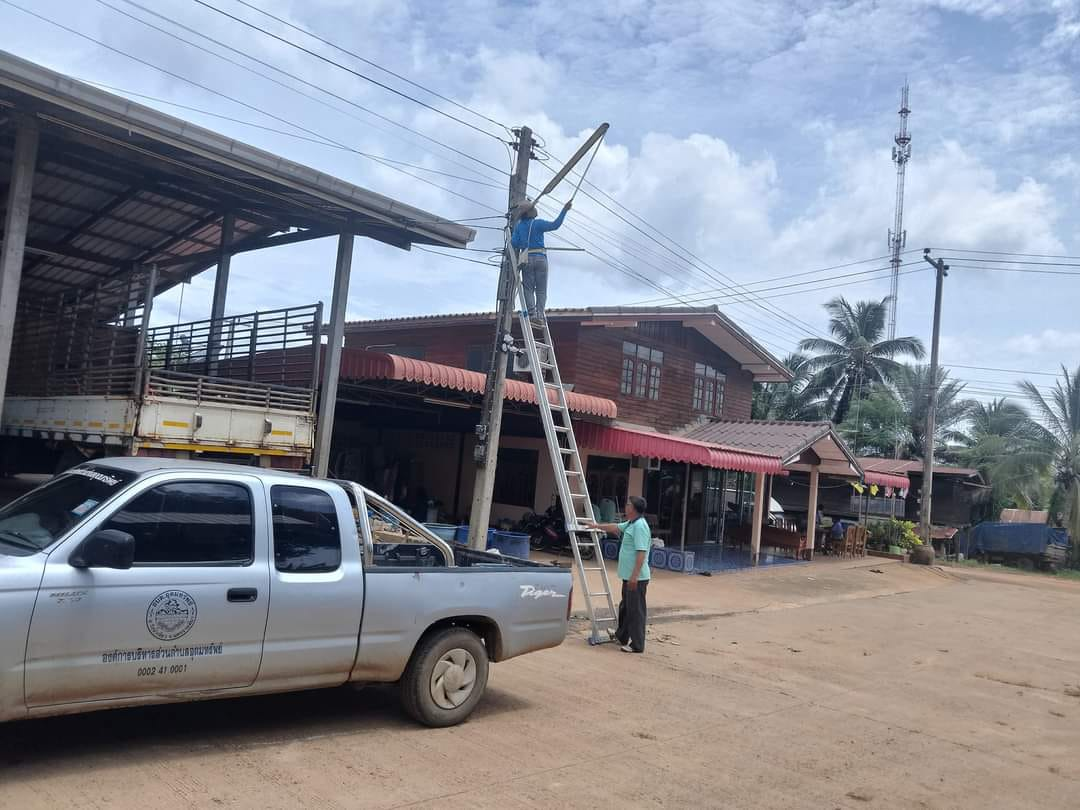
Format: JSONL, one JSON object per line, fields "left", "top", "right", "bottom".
{"left": 467, "top": 126, "right": 533, "bottom": 549}
{"left": 919, "top": 249, "right": 948, "bottom": 545}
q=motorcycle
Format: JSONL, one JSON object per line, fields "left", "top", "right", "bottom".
{"left": 521, "top": 504, "right": 596, "bottom": 560}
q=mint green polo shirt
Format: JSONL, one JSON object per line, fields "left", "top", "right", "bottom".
{"left": 617, "top": 518, "right": 652, "bottom": 581}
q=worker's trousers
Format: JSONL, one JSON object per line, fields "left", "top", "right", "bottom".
{"left": 616, "top": 579, "right": 648, "bottom": 652}
{"left": 522, "top": 254, "right": 549, "bottom": 316}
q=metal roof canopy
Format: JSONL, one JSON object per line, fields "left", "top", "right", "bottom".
{"left": 343, "top": 306, "right": 792, "bottom": 383}
{"left": 0, "top": 50, "right": 476, "bottom": 304}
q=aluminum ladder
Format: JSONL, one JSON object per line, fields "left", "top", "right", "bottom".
{"left": 511, "top": 283, "right": 618, "bottom": 645}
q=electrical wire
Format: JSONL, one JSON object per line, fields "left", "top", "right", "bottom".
{"left": 81, "top": 77, "right": 504, "bottom": 190}
{"left": 947, "top": 262, "right": 1080, "bottom": 277}
{"left": 101, "top": 0, "right": 508, "bottom": 184}
{"left": 189, "top": 0, "right": 508, "bottom": 143}
{"left": 223, "top": 0, "right": 512, "bottom": 136}
{"left": 7, "top": 1, "right": 504, "bottom": 217}
{"left": 944, "top": 363, "right": 1061, "bottom": 377}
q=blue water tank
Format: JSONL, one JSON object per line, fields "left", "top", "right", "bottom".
{"left": 489, "top": 531, "right": 530, "bottom": 559}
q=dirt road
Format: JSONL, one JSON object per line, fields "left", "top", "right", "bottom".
{"left": 2, "top": 559, "right": 1078, "bottom": 809}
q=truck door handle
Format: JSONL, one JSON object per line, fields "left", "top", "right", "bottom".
{"left": 227, "top": 587, "right": 258, "bottom": 603}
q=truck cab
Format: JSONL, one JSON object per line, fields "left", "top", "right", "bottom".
{"left": 0, "top": 459, "right": 572, "bottom": 727}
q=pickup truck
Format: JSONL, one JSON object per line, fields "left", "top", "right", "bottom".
{"left": 0, "top": 458, "right": 572, "bottom": 727}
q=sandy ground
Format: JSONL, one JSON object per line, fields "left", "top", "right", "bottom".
{"left": 2, "top": 557, "right": 1079, "bottom": 809}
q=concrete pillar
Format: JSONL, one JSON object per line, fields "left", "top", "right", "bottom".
{"left": 0, "top": 116, "right": 39, "bottom": 408}
{"left": 750, "top": 471, "right": 766, "bottom": 566}
{"left": 207, "top": 211, "right": 234, "bottom": 361}
{"left": 312, "top": 233, "right": 354, "bottom": 478}
{"left": 806, "top": 465, "right": 820, "bottom": 560}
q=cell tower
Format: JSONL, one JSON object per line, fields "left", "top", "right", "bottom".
{"left": 887, "top": 83, "right": 912, "bottom": 340}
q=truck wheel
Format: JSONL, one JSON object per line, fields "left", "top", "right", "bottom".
{"left": 401, "top": 627, "right": 489, "bottom": 727}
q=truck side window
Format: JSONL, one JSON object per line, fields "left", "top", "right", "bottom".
{"left": 104, "top": 482, "right": 254, "bottom": 565}
{"left": 271, "top": 486, "right": 341, "bottom": 573}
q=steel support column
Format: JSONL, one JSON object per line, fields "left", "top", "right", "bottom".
{"left": 806, "top": 466, "right": 820, "bottom": 560}
{"left": 750, "top": 471, "right": 766, "bottom": 566}
{"left": 0, "top": 116, "right": 39, "bottom": 408}
{"left": 313, "top": 233, "right": 354, "bottom": 478}
{"left": 207, "top": 211, "right": 235, "bottom": 359}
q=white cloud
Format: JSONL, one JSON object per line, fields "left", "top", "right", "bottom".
{"left": 1006, "top": 330, "right": 1080, "bottom": 355}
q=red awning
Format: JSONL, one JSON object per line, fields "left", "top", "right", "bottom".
{"left": 863, "top": 470, "right": 910, "bottom": 490}
{"left": 337, "top": 349, "right": 618, "bottom": 419}
{"left": 574, "top": 422, "right": 784, "bottom": 474}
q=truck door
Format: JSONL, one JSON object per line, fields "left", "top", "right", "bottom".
{"left": 25, "top": 473, "right": 270, "bottom": 707}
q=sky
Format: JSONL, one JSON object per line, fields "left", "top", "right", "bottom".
{"left": 3, "top": 0, "right": 1080, "bottom": 405}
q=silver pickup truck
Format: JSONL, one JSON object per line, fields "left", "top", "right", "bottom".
{"left": 0, "top": 458, "right": 572, "bottom": 727}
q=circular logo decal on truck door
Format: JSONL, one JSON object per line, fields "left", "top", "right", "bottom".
{"left": 146, "top": 590, "right": 198, "bottom": 641}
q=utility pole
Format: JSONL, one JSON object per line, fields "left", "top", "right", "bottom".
{"left": 919, "top": 249, "right": 948, "bottom": 545}
{"left": 467, "top": 126, "right": 533, "bottom": 549}
{"left": 887, "top": 83, "right": 912, "bottom": 341}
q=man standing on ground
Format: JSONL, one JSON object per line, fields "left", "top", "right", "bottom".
{"left": 586, "top": 496, "right": 651, "bottom": 653}
{"left": 510, "top": 199, "right": 571, "bottom": 319}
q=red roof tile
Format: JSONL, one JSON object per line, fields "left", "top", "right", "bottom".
{"left": 337, "top": 349, "right": 617, "bottom": 419}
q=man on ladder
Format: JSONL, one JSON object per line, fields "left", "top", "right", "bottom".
{"left": 511, "top": 199, "right": 571, "bottom": 319}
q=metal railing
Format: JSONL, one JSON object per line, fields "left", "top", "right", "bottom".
{"left": 145, "top": 369, "right": 314, "bottom": 413}
{"left": 6, "top": 270, "right": 321, "bottom": 407}
{"left": 144, "top": 303, "right": 321, "bottom": 390}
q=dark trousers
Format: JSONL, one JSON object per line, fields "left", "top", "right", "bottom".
{"left": 616, "top": 579, "right": 648, "bottom": 652}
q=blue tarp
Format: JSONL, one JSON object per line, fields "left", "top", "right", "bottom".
{"left": 961, "top": 523, "right": 1070, "bottom": 556}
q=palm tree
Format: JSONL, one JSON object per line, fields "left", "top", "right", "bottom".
{"left": 891, "top": 364, "right": 973, "bottom": 460}
{"left": 799, "top": 297, "right": 925, "bottom": 423}
{"left": 959, "top": 398, "right": 1046, "bottom": 513}
{"left": 1018, "top": 366, "right": 1080, "bottom": 560}
{"left": 751, "top": 353, "right": 823, "bottom": 421}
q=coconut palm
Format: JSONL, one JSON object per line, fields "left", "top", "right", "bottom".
{"left": 959, "top": 398, "right": 1046, "bottom": 512}
{"left": 891, "top": 364, "right": 973, "bottom": 460}
{"left": 1018, "top": 365, "right": 1080, "bottom": 560}
{"left": 751, "top": 353, "right": 823, "bottom": 421}
{"left": 799, "top": 297, "right": 925, "bottom": 423}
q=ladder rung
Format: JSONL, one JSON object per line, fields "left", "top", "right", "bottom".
{"left": 554, "top": 426, "right": 569, "bottom": 433}
{"left": 570, "top": 492, "right": 588, "bottom": 498}
{"left": 564, "top": 470, "right": 582, "bottom": 476}
{"left": 582, "top": 566, "right": 606, "bottom": 571}
{"left": 588, "top": 591, "right": 610, "bottom": 599}
{"left": 559, "top": 447, "right": 574, "bottom": 453}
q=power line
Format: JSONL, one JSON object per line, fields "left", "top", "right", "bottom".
{"left": 935, "top": 247, "right": 1080, "bottom": 261}
{"left": 223, "top": 0, "right": 511, "bottom": 135}
{"left": 81, "top": 77, "right": 505, "bottom": 189}
{"left": 189, "top": 0, "right": 508, "bottom": 143}
{"left": 9, "top": 1, "right": 506, "bottom": 217}
{"left": 944, "top": 363, "right": 1062, "bottom": 377}
{"left": 947, "top": 262, "right": 1080, "bottom": 276}
{"left": 101, "top": 0, "right": 508, "bottom": 184}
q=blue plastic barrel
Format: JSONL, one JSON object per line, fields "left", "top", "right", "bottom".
{"left": 454, "top": 525, "right": 496, "bottom": 546}
{"left": 424, "top": 524, "right": 458, "bottom": 543}
{"left": 490, "top": 531, "right": 530, "bottom": 559}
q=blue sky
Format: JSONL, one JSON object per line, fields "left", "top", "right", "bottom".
{"left": 3, "top": 0, "right": 1080, "bottom": 403}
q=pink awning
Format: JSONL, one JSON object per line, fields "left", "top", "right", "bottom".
{"left": 574, "top": 422, "right": 784, "bottom": 474}
{"left": 863, "top": 470, "right": 910, "bottom": 490}
{"left": 337, "top": 349, "right": 618, "bottom": 419}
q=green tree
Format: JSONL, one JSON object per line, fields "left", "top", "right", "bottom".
{"left": 751, "top": 353, "right": 823, "bottom": 421}
{"left": 837, "top": 388, "right": 907, "bottom": 457}
{"left": 1018, "top": 365, "right": 1080, "bottom": 561}
{"left": 959, "top": 398, "right": 1048, "bottom": 515}
{"left": 891, "top": 364, "right": 973, "bottom": 460}
{"left": 799, "top": 297, "right": 925, "bottom": 423}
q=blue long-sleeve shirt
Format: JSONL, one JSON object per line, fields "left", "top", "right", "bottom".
{"left": 511, "top": 207, "right": 567, "bottom": 253}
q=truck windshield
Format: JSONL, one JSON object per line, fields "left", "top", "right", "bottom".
{"left": 0, "top": 466, "right": 136, "bottom": 552}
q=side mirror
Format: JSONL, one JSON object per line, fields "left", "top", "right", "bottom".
{"left": 70, "top": 529, "right": 135, "bottom": 570}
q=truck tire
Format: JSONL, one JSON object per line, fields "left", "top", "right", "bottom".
{"left": 400, "top": 627, "right": 489, "bottom": 727}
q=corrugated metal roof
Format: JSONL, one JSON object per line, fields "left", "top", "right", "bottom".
{"left": 575, "top": 422, "right": 785, "bottom": 474}
{"left": 857, "top": 458, "right": 981, "bottom": 478}
{"left": 337, "top": 348, "right": 618, "bottom": 419}
{"left": 0, "top": 50, "right": 475, "bottom": 306}
{"left": 343, "top": 305, "right": 791, "bottom": 382}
